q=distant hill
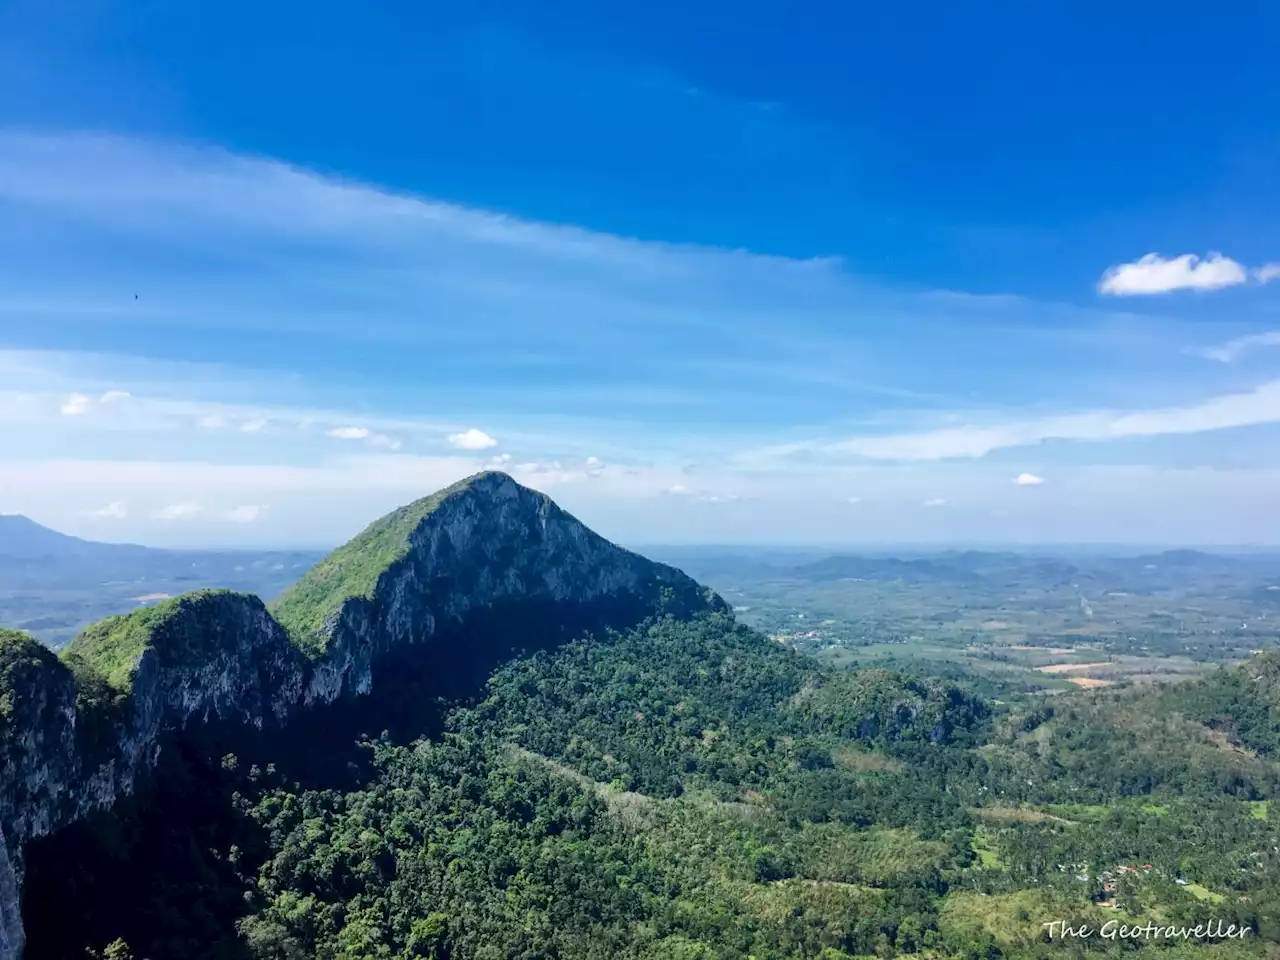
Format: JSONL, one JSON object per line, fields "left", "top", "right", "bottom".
{"left": 651, "top": 544, "right": 1280, "bottom": 596}
{"left": 790, "top": 554, "right": 982, "bottom": 584}
{"left": 0, "top": 514, "right": 153, "bottom": 560}
{"left": 0, "top": 514, "right": 325, "bottom": 647}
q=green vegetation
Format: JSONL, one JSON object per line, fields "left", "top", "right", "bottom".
{"left": 655, "top": 547, "right": 1280, "bottom": 694}
{"left": 270, "top": 474, "right": 486, "bottom": 652}
{"left": 10, "top": 525, "right": 1280, "bottom": 958}
{"left": 62, "top": 601, "right": 175, "bottom": 690}
{"left": 22, "top": 613, "right": 1280, "bottom": 958}
{"left": 62, "top": 589, "right": 255, "bottom": 690}
{"left": 978, "top": 652, "right": 1280, "bottom": 807}
{"left": 1177, "top": 651, "right": 1280, "bottom": 757}
{"left": 0, "top": 627, "right": 63, "bottom": 727}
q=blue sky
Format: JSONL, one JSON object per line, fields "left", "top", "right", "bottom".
{"left": 2, "top": 1, "right": 1280, "bottom": 547}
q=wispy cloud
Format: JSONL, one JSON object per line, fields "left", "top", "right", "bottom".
{"left": 60, "top": 393, "right": 92, "bottom": 416}
{"left": 151, "top": 501, "right": 269, "bottom": 524}
{"left": 89, "top": 501, "right": 127, "bottom": 519}
{"left": 225, "top": 504, "right": 267, "bottom": 523}
{"left": 0, "top": 131, "right": 668, "bottom": 271}
{"left": 60, "top": 390, "right": 130, "bottom": 416}
{"left": 4, "top": 455, "right": 1280, "bottom": 547}
{"left": 923, "top": 498, "right": 947, "bottom": 507}
{"left": 1014, "top": 473, "right": 1046, "bottom": 486}
{"left": 327, "top": 425, "right": 402, "bottom": 450}
{"left": 3, "top": 133, "right": 1280, "bottom": 544}
{"left": 153, "top": 502, "right": 202, "bottom": 521}
{"left": 1195, "top": 331, "right": 1280, "bottom": 363}
{"left": 0, "top": 130, "right": 1193, "bottom": 432}
{"left": 807, "top": 380, "right": 1280, "bottom": 461}
{"left": 328, "top": 426, "right": 371, "bottom": 440}
{"left": 0, "top": 353, "right": 506, "bottom": 451}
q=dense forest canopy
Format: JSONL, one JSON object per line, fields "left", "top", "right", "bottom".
{"left": 21, "top": 613, "right": 1280, "bottom": 959}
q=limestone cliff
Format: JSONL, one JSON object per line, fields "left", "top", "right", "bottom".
{"left": 0, "top": 472, "right": 725, "bottom": 958}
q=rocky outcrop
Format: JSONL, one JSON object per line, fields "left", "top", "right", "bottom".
{"left": 0, "top": 472, "right": 725, "bottom": 958}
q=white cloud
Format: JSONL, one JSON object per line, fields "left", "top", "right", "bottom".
{"left": 152, "top": 501, "right": 269, "bottom": 523}
{"left": 923, "top": 498, "right": 947, "bottom": 507}
{"left": 328, "top": 425, "right": 371, "bottom": 440}
{"left": 1013, "top": 473, "right": 1046, "bottom": 486}
{"left": 60, "top": 390, "right": 132, "bottom": 416}
{"left": 1098, "top": 253, "right": 1248, "bottom": 296}
{"left": 0, "top": 374, "right": 502, "bottom": 466}
{"left": 847, "top": 497, "right": 862, "bottom": 504}
{"left": 60, "top": 393, "right": 92, "bottom": 415}
{"left": 816, "top": 379, "right": 1280, "bottom": 461}
{"left": 10, "top": 133, "right": 1280, "bottom": 545}
{"left": 6, "top": 455, "right": 1280, "bottom": 547}
{"left": 1198, "top": 331, "right": 1280, "bottom": 363}
{"left": 1100, "top": 253, "right": 1280, "bottom": 299}
{"left": 657, "top": 481, "right": 739, "bottom": 503}
{"left": 448, "top": 428, "right": 498, "bottom": 450}
{"left": 329, "top": 425, "right": 400, "bottom": 449}
{"left": 153, "top": 502, "right": 202, "bottom": 520}
{"left": 89, "top": 501, "right": 127, "bottom": 519}
{"left": 225, "top": 504, "right": 267, "bottom": 523}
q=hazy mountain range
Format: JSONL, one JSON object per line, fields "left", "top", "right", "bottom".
{"left": 7, "top": 510, "right": 1280, "bottom": 649}
{"left": 0, "top": 514, "right": 325, "bottom": 646}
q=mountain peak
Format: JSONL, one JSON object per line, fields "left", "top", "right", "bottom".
{"left": 0, "top": 474, "right": 725, "bottom": 958}
{"left": 270, "top": 470, "right": 720, "bottom": 653}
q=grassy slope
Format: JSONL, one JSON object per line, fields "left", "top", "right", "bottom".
{"left": 61, "top": 589, "right": 247, "bottom": 691}
{"left": 270, "top": 474, "right": 486, "bottom": 653}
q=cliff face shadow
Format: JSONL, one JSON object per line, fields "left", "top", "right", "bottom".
{"left": 20, "top": 594, "right": 664, "bottom": 958}
{"left": 21, "top": 728, "right": 261, "bottom": 960}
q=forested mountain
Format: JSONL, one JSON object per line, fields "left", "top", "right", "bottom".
{"left": 1, "top": 476, "right": 1277, "bottom": 959}
{"left": 0, "top": 473, "right": 721, "bottom": 960}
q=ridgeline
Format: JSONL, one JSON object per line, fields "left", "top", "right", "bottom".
{"left": 0, "top": 472, "right": 724, "bottom": 959}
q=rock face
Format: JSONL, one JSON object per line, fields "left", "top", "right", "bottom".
{"left": 0, "top": 472, "right": 725, "bottom": 958}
